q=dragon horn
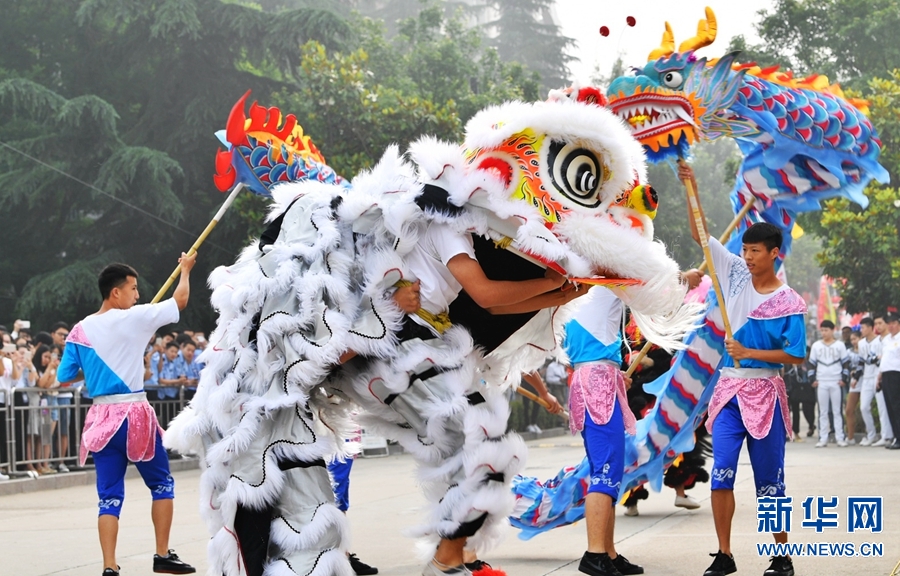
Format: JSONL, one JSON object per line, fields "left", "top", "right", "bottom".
{"left": 648, "top": 22, "right": 675, "bottom": 60}
{"left": 678, "top": 6, "right": 717, "bottom": 53}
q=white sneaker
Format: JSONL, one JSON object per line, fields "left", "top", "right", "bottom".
{"left": 624, "top": 504, "right": 639, "bottom": 517}
{"left": 674, "top": 495, "right": 701, "bottom": 510}
{"left": 872, "top": 438, "right": 887, "bottom": 447}
{"left": 57, "top": 463, "right": 69, "bottom": 473}
{"left": 0, "top": 471, "right": 9, "bottom": 481}
{"left": 859, "top": 437, "right": 873, "bottom": 447}
{"left": 846, "top": 438, "right": 856, "bottom": 445}
{"left": 815, "top": 441, "right": 827, "bottom": 448}
{"left": 836, "top": 439, "right": 849, "bottom": 447}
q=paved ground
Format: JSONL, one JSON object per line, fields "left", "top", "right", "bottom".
{"left": 2, "top": 434, "right": 898, "bottom": 576}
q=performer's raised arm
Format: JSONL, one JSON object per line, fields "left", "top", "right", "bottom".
{"left": 172, "top": 251, "right": 197, "bottom": 310}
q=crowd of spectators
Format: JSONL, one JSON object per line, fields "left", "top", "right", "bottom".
{"left": 785, "top": 312, "right": 900, "bottom": 451}
{"left": 0, "top": 319, "right": 208, "bottom": 480}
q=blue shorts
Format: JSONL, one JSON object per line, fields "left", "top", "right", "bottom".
{"left": 711, "top": 397, "right": 787, "bottom": 497}
{"left": 328, "top": 458, "right": 353, "bottom": 512}
{"left": 93, "top": 418, "right": 174, "bottom": 517}
{"left": 581, "top": 401, "right": 625, "bottom": 501}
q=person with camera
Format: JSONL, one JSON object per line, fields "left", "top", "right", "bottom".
{"left": 0, "top": 341, "right": 22, "bottom": 480}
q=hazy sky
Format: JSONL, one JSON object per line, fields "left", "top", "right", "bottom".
{"left": 554, "top": 0, "right": 776, "bottom": 84}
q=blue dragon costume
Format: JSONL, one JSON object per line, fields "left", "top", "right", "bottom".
{"left": 510, "top": 6, "right": 889, "bottom": 539}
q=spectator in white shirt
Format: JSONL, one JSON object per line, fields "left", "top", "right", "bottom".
{"left": 871, "top": 315, "right": 894, "bottom": 446}
{"left": 876, "top": 312, "right": 900, "bottom": 450}
{"left": 0, "top": 345, "right": 21, "bottom": 479}
{"left": 857, "top": 318, "right": 886, "bottom": 445}
{"left": 809, "top": 320, "right": 850, "bottom": 447}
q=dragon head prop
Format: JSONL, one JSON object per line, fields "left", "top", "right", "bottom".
{"left": 607, "top": 7, "right": 748, "bottom": 162}
{"left": 606, "top": 6, "right": 889, "bottom": 259}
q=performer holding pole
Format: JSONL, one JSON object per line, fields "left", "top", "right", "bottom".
{"left": 680, "top": 164, "right": 807, "bottom": 576}
{"left": 59, "top": 254, "right": 199, "bottom": 576}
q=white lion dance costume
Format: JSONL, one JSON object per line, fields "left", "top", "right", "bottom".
{"left": 166, "top": 87, "right": 697, "bottom": 576}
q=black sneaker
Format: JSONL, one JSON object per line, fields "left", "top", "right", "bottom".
{"left": 102, "top": 568, "right": 119, "bottom": 576}
{"left": 578, "top": 552, "right": 623, "bottom": 576}
{"left": 612, "top": 554, "right": 644, "bottom": 575}
{"left": 464, "top": 559, "right": 492, "bottom": 573}
{"left": 764, "top": 555, "right": 794, "bottom": 576}
{"left": 349, "top": 553, "right": 378, "bottom": 575}
{"left": 153, "top": 549, "right": 196, "bottom": 574}
{"left": 703, "top": 551, "right": 736, "bottom": 576}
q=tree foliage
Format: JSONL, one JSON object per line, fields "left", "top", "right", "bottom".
{"left": 0, "top": 0, "right": 549, "bottom": 328}
{"left": 270, "top": 7, "right": 540, "bottom": 179}
{"left": 734, "top": 0, "right": 900, "bottom": 90}
{"left": 478, "top": 0, "right": 574, "bottom": 92}
{"left": 815, "top": 187, "right": 900, "bottom": 314}
{"left": 0, "top": 0, "right": 350, "bottom": 328}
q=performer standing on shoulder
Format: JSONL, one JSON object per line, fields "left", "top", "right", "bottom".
{"left": 681, "top": 166, "right": 807, "bottom": 576}
{"left": 58, "top": 254, "right": 198, "bottom": 576}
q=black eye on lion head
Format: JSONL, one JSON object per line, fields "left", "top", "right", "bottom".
{"left": 547, "top": 140, "right": 605, "bottom": 209}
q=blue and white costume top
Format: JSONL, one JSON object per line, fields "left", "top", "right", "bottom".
{"left": 58, "top": 299, "right": 180, "bottom": 464}
{"left": 705, "top": 239, "right": 807, "bottom": 439}
{"left": 563, "top": 287, "right": 636, "bottom": 435}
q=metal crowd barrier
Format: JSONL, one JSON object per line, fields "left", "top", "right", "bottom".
{"left": 0, "top": 385, "right": 193, "bottom": 479}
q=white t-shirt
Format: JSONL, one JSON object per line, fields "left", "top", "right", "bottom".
{"left": 60, "top": 299, "right": 180, "bottom": 396}
{"left": 859, "top": 336, "right": 882, "bottom": 380}
{"left": 404, "top": 222, "right": 476, "bottom": 314}
{"left": 879, "top": 331, "right": 900, "bottom": 373}
{"left": 810, "top": 339, "right": 849, "bottom": 382}
{"left": 0, "top": 357, "right": 13, "bottom": 404}
{"left": 708, "top": 238, "right": 788, "bottom": 334}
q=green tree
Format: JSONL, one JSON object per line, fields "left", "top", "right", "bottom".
{"left": 815, "top": 187, "right": 900, "bottom": 314}
{"left": 477, "top": 0, "right": 575, "bottom": 92}
{"left": 271, "top": 7, "right": 540, "bottom": 178}
{"left": 0, "top": 0, "right": 350, "bottom": 328}
{"left": 736, "top": 0, "right": 900, "bottom": 89}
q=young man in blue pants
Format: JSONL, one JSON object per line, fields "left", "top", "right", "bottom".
{"left": 683, "top": 167, "right": 807, "bottom": 576}
{"left": 59, "top": 254, "right": 198, "bottom": 576}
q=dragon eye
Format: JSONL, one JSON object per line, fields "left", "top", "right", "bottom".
{"left": 662, "top": 71, "right": 684, "bottom": 88}
{"left": 547, "top": 141, "right": 603, "bottom": 208}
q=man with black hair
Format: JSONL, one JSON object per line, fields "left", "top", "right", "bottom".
{"left": 156, "top": 341, "right": 184, "bottom": 401}
{"left": 809, "top": 320, "right": 850, "bottom": 447}
{"left": 877, "top": 312, "right": 900, "bottom": 450}
{"left": 58, "top": 255, "right": 198, "bottom": 576}
{"left": 867, "top": 316, "right": 893, "bottom": 446}
{"left": 682, "top": 165, "right": 807, "bottom": 576}
{"left": 783, "top": 346, "right": 816, "bottom": 441}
